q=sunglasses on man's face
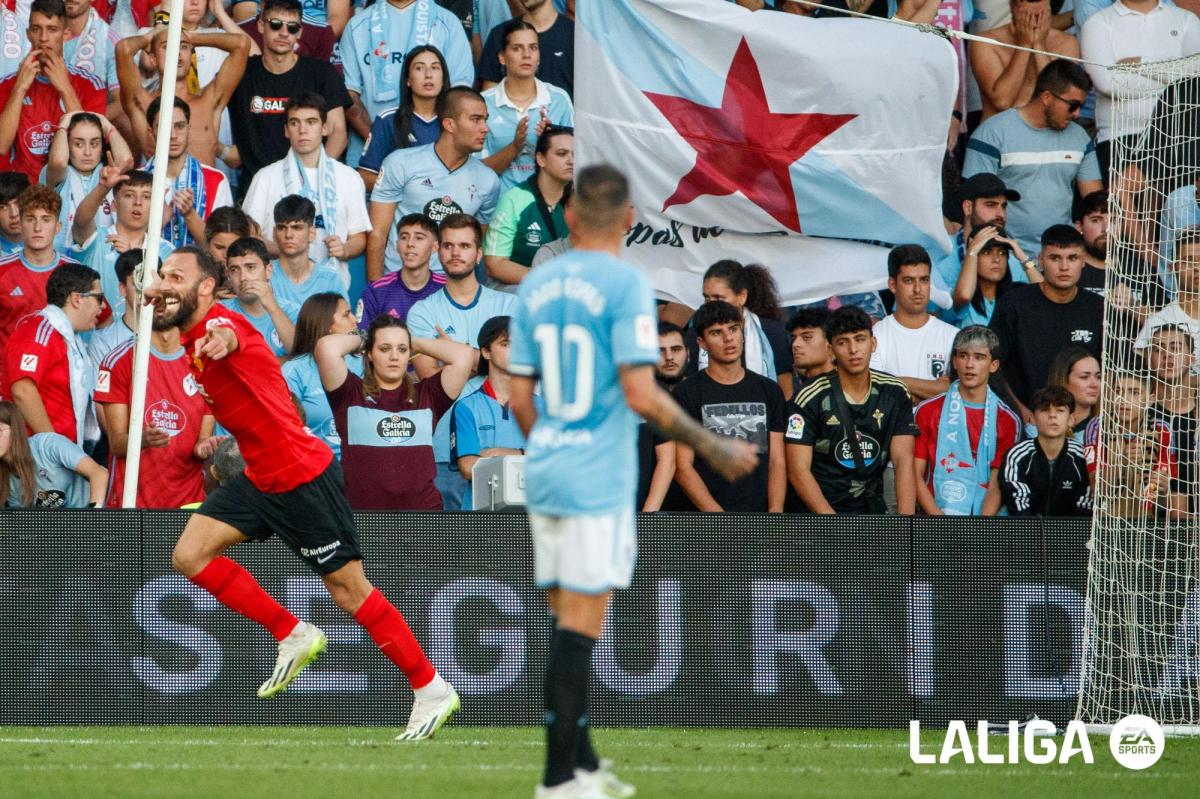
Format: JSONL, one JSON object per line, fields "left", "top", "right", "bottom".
{"left": 266, "top": 18, "right": 302, "bottom": 35}
{"left": 1048, "top": 90, "right": 1083, "bottom": 113}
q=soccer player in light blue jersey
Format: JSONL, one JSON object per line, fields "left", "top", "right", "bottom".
{"left": 367, "top": 87, "right": 500, "bottom": 281}
{"left": 509, "top": 165, "right": 758, "bottom": 799}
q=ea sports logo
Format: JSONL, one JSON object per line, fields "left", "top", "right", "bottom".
{"left": 1109, "top": 715, "right": 1164, "bottom": 770}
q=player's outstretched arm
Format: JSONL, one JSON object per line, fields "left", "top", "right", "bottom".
{"left": 619, "top": 364, "right": 757, "bottom": 482}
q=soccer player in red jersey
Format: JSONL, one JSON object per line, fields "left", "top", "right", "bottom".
{"left": 3, "top": 261, "right": 103, "bottom": 444}
{"left": 93, "top": 310, "right": 217, "bottom": 508}
{"left": 0, "top": 0, "right": 107, "bottom": 182}
{"left": 0, "top": 185, "right": 81, "bottom": 381}
{"left": 144, "top": 246, "right": 460, "bottom": 738}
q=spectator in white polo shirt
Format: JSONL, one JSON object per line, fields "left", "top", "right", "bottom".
{"left": 1081, "top": 0, "right": 1200, "bottom": 177}
{"left": 965, "top": 60, "right": 1104, "bottom": 262}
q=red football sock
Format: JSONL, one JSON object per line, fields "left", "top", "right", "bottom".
{"left": 354, "top": 588, "right": 436, "bottom": 689}
{"left": 189, "top": 557, "right": 299, "bottom": 642}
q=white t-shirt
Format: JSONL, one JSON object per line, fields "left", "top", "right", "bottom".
{"left": 870, "top": 314, "right": 959, "bottom": 380}
{"left": 242, "top": 153, "right": 372, "bottom": 282}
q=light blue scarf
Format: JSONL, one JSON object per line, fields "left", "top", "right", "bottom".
{"left": 282, "top": 147, "right": 344, "bottom": 242}
{"left": 147, "top": 154, "right": 206, "bottom": 248}
{"left": 369, "top": 0, "right": 432, "bottom": 106}
{"left": 932, "top": 382, "right": 998, "bottom": 516}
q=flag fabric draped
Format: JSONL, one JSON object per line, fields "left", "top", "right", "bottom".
{"left": 575, "top": 0, "right": 958, "bottom": 308}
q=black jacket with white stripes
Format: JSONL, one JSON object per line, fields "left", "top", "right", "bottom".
{"left": 1000, "top": 438, "right": 1092, "bottom": 517}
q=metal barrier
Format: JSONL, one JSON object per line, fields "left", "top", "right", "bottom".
{"left": 0, "top": 511, "right": 1090, "bottom": 727}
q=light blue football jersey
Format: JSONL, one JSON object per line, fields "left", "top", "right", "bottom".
{"left": 268, "top": 259, "right": 348, "bottom": 310}
{"left": 370, "top": 143, "right": 500, "bottom": 275}
{"left": 221, "top": 297, "right": 301, "bottom": 358}
{"left": 7, "top": 433, "right": 90, "bottom": 508}
{"left": 341, "top": 0, "right": 474, "bottom": 121}
{"left": 481, "top": 80, "right": 574, "bottom": 193}
{"left": 508, "top": 250, "right": 658, "bottom": 515}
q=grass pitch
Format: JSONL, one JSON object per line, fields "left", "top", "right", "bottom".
{"left": 1, "top": 726, "right": 1198, "bottom": 798}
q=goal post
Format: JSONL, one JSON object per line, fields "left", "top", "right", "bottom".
{"left": 121, "top": 0, "right": 188, "bottom": 508}
{"left": 1076, "top": 55, "right": 1200, "bottom": 734}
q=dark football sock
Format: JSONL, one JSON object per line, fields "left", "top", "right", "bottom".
{"left": 543, "top": 627, "right": 596, "bottom": 787}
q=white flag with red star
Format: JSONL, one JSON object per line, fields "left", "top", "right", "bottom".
{"left": 575, "top": 0, "right": 957, "bottom": 307}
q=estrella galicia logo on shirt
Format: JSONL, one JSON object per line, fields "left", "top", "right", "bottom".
{"left": 423, "top": 195, "right": 464, "bottom": 223}
{"left": 249, "top": 96, "right": 289, "bottom": 114}
{"left": 35, "top": 489, "right": 67, "bottom": 508}
{"left": 146, "top": 399, "right": 187, "bottom": 438}
{"left": 24, "top": 120, "right": 55, "bottom": 155}
{"left": 377, "top": 414, "right": 416, "bottom": 440}
{"left": 835, "top": 431, "right": 881, "bottom": 469}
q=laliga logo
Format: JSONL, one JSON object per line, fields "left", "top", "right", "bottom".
{"left": 910, "top": 715, "right": 1165, "bottom": 769}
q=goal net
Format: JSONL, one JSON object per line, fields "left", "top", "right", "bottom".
{"left": 1076, "top": 55, "right": 1200, "bottom": 734}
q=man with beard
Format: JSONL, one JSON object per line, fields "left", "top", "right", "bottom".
{"left": 93, "top": 287, "right": 217, "bottom": 508}
{"left": 638, "top": 322, "right": 688, "bottom": 511}
{"left": 965, "top": 60, "right": 1103, "bottom": 262}
{"left": 144, "top": 245, "right": 461, "bottom": 737}
{"left": 407, "top": 213, "right": 516, "bottom": 509}
{"left": 935, "top": 173, "right": 1038, "bottom": 297}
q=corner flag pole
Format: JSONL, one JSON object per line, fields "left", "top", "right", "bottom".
{"left": 122, "top": 0, "right": 187, "bottom": 508}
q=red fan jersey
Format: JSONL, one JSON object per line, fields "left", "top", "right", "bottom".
{"left": 2, "top": 312, "right": 77, "bottom": 441}
{"left": 179, "top": 303, "right": 332, "bottom": 492}
{"left": 0, "top": 70, "right": 107, "bottom": 181}
{"left": 94, "top": 339, "right": 209, "bottom": 508}
{"left": 0, "top": 252, "right": 77, "bottom": 385}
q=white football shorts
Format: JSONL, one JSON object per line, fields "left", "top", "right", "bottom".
{"left": 529, "top": 507, "right": 637, "bottom": 594}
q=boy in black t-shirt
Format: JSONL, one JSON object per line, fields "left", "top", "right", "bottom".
{"left": 785, "top": 306, "right": 919, "bottom": 514}
{"left": 673, "top": 302, "right": 787, "bottom": 512}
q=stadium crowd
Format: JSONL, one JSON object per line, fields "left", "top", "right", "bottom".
{"left": 0, "top": 0, "right": 1193, "bottom": 517}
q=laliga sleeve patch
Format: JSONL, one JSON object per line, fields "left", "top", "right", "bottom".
{"left": 786, "top": 413, "right": 805, "bottom": 441}
{"left": 635, "top": 314, "right": 656, "bottom": 351}
{"left": 96, "top": 369, "right": 111, "bottom": 393}
{"left": 19, "top": 353, "right": 38, "bottom": 373}
{"left": 206, "top": 316, "right": 235, "bottom": 331}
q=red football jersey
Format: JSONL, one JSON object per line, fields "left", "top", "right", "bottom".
{"left": 914, "top": 393, "right": 1021, "bottom": 491}
{"left": 2, "top": 313, "right": 77, "bottom": 441}
{"left": 180, "top": 303, "right": 332, "bottom": 492}
{"left": 94, "top": 339, "right": 209, "bottom": 508}
{"left": 0, "top": 252, "right": 72, "bottom": 367}
{"left": 0, "top": 70, "right": 107, "bottom": 181}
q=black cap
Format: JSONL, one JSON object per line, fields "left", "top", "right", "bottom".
{"left": 960, "top": 173, "right": 1021, "bottom": 202}
{"left": 476, "top": 315, "right": 511, "bottom": 376}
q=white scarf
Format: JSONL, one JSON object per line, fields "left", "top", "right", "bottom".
{"left": 39, "top": 304, "right": 99, "bottom": 447}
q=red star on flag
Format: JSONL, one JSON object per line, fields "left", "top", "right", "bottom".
{"left": 644, "top": 38, "right": 856, "bottom": 233}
